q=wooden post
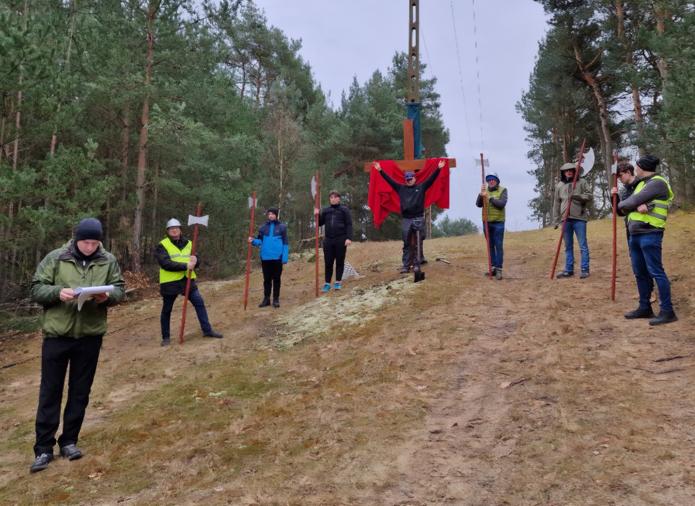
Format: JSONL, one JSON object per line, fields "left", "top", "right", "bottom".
{"left": 244, "top": 192, "right": 256, "bottom": 310}
{"left": 179, "top": 202, "right": 202, "bottom": 344}
{"left": 480, "top": 153, "right": 493, "bottom": 278}
{"left": 315, "top": 171, "right": 321, "bottom": 297}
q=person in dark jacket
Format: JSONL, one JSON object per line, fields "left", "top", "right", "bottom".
{"left": 315, "top": 191, "right": 353, "bottom": 292}
{"left": 248, "top": 207, "right": 289, "bottom": 308}
{"left": 476, "top": 173, "right": 508, "bottom": 280}
{"left": 611, "top": 161, "right": 639, "bottom": 241}
{"left": 29, "top": 218, "right": 125, "bottom": 473}
{"left": 617, "top": 155, "right": 677, "bottom": 325}
{"left": 375, "top": 159, "right": 446, "bottom": 273}
{"left": 155, "top": 218, "right": 223, "bottom": 346}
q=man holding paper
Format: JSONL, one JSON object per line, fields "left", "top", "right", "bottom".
{"left": 29, "top": 218, "right": 125, "bottom": 473}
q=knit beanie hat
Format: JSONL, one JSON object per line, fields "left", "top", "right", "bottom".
{"left": 75, "top": 218, "right": 103, "bottom": 241}
{"left": 637, "top": 155, "right": 660, "bottom": 172}
{"left": 266, "top": 207, "right": 280, "bottom": 216}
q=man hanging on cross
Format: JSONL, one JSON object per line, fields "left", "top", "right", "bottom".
{"left": 373, "top": 159, "right": 447, "bottom": 273}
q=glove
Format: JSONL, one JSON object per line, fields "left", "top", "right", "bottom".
{"left": 554, "top": 224, "right": 559, "bottom": 230}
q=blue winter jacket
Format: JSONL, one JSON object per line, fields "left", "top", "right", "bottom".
{"left": 252, "top": 221, "right": 289, "bottom": 263}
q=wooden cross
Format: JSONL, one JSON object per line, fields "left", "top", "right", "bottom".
{"left": 362, "top": 119, "right": 457, "bottom": 173}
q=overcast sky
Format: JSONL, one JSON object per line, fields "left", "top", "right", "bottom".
{"left": 254, "top": 0, "right": 550, "bottom": 231}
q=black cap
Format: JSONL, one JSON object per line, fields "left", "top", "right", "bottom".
{"left": 75, "top": 218, "right": 103, "bottom": 241}
{"left": 637, "top": 155, "right": 660, "bottom": 172}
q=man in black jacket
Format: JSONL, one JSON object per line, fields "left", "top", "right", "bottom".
{"left": 154, "top": 218, "right": 223, "bottom": 346}
{"left": 316, "top": 191, "right": 353, "bottom": 292}
{"left": 375, "top": 159, "right": 445, "bottom": 273}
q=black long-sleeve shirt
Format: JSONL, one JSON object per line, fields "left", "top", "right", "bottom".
{"left": 379, "top": 167, "right": 441, "bottom": 219}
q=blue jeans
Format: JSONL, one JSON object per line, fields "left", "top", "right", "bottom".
{"left": 484, "top": 221, "right": 505, "bottom": 269}
{"left": 563, "top": 219, "right": 590, "bottom": 273}
{"left": 160, "top": 288, "right": 212, "bottom": 338}
{"left": 628, "top": 232, "right": 672, "bottom": 313}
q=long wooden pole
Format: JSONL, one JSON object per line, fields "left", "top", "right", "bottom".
{"left": 314, "top": 171, "right": 320, "bottom": 297}
{"left": 550, "top": 139, "right": 586, "bottom": 279}
{"left": 611, "top": 153, "right": 618, "bottom": 301}
{"left": 243, "top": 192, "right": 256, "bottom": 310}
{"left": 480, "top": 153, "right": 493, "bottom": 278}
{"left": 179, "top": 202, "right": 202, "bottom": 344}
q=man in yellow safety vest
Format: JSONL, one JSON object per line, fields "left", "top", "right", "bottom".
{"left": 154, "top": 218, "right": 223, "bottom": 345}
{"left": 617, "top": 155, "right": 677, "bottom": 326}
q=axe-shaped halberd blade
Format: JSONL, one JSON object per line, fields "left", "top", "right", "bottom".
{"left": 580, "top": 147, "right": 595, "bottom": 173}
{"left": 188, "top": 215, "right": 209, "bottom": 227}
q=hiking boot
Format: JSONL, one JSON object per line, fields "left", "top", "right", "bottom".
{"left": 322, "top": 283, "right": 331, "bottom": 293}
{"left": 420, "top": 259, "right": 428, "bottom": 265}
{"left": 258, "top": 297, "right": 271, "bottom": 308}
{"left": 624, "top": 306, "right": 655, "bottom": 319}
{"left": 203, "top": 330, "right": 223, "bottom": 338}
{"left": 484, "top": 267, "right": 497, "bottom": 277}
{"left": 30, "top": 453, "right": 54, "bottom": 473}
{"left": 272, "top": 299, "right": 280, "bottom": 308}
{"left": 580, "top": 270, "right": 590, "bottom": 279}
{"left": 59, "top": 444, "right": 83, "bottom": 461}
{"left": 556, "top": 271, "right": 574, "bottom": 278}
{"left": 649, "top": 311, "right": 678, "bottom": 326}
{"left": 399, "top": 266, "right": 410, "bottom": 274}
{"left": 494, "top": 268, "right": 503, "bottom": 280}
{"left": 161, "top": 338, "right": 171, "bottom": 347}
{"left": 333, "top": 281, "right": 342, "bottom": 290}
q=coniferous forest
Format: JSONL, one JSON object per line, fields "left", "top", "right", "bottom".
{"left": 519, "top": 0, "right": 695, "bottom": 226}
{"left": 0, "top": 0, "right": 449, "bottom": 302}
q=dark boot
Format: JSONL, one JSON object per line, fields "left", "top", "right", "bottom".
{"left": 649, "top": 310, "right": 678, "bottom": 326}
{"left": 258, "top": 297, "right": 271, "bottom": 308}
{"left": 624, "top": 306, "right": 655, "bottom": 319}
{"left": 272, "top": 298, "right": 280, "bottom": 308}
{"left": 556, "top": 271, "right": 574, "bottom": 278}
{"left": 203, "top": 330, "right": 223, "bottom": 338}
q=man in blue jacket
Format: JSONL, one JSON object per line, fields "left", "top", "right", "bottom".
{"left": 248, "top": 207, "right": 289, "bottom": 308}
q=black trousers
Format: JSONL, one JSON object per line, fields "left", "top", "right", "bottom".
{"left": 323, "top": 237, "right": 347, "bottom": 283}
{"left": 34, "top": 335, "right": 103, "bottom": 456}
{"left": 261, "top": 260, "right": 283, "bottom": 300}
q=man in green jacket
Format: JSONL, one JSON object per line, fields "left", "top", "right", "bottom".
{"left": 29, "top": 218, "right": 125, "bottom": 473}
{"left": 552, "top": 162, "right": 593, "bottom": 279}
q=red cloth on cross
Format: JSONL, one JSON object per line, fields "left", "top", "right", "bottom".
{"left": 367, "top": 158, "right": 450, "bottom": 228}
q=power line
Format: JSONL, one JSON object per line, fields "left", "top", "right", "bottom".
{"left": 471, "top": 0, "right": 486, "bottom": 151}
{"left": 449, "top": 0, "right": 474, "bottom": 151}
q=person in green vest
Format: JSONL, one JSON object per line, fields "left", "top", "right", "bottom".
{"left": 476, "top": 173, "right": 508, "bottom": 280}
{"left": 155, "top": 218, "right": 223, "bottom": 346}
{"left": 617, "top": 155, "right": 677, "bottom": 325}
{"left": 29, "top": 218, "right": 125, "bottom": 473}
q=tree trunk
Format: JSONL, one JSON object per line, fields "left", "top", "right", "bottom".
{"left": 573, "top": 43, "right": 613, "bottom": 189}
{"left": 615, "top": 0, "right": 644, "bottom": 152}
{"left": 132, "top": 1, "right": 158, "bottom": 272}
{"left": 50, "top": 0, "right": 78, "bottom": 157}
{"left": 654, "top": 5, "right": 669, "bottom": 82}
{"left": 121, "top": 109, "right": 131, "bottom": 202}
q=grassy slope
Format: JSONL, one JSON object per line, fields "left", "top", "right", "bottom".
{"left": 0, "top": 211, "right": 693, "bottom": 505}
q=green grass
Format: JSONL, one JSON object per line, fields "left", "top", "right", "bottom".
{"left": 0, "top": 309, "right": 41, "bottom": 335}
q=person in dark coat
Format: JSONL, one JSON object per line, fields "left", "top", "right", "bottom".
{"left": 315, "top": 191, "right": 353, "bottom": 292}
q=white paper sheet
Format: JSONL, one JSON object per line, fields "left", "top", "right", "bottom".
{"left": 73, "top": 285, "right": 115, "bottom": 311}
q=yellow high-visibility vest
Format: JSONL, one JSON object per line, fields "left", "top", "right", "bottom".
{"left": 486, "top": 186, "right": 506, "bottom": 222}
{"left": 627, "top": 175, "right": 673, "bottom": 229}
{"left": 159, "top": 237, "right": 196, "bottom": 283}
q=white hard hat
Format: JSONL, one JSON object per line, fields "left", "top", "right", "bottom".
{"left": 166, "top": 218, "right": 182, "bottom": 229}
